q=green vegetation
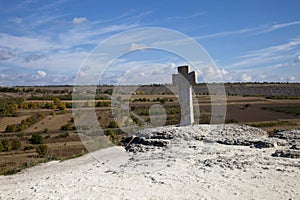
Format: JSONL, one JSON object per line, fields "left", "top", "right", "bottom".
{"left": 133, "top": 97, "right": 150, "bottom": 102}
{"left": 105, "top": 129, "right": 117, "bottom": 143}
{"left": 11, "top": 139, "right": 21, "bottom": 150}
{"left": 61, "top": 122, "right": 74, "bottom": 131}
{"left": 96, "top": 101, "right": 111, "bottom": 107}
{"left": 243, "top": 103, "right": 251, "bottom": 109}
{"left": 108, "top": 121, "right": 119, "bottom": 128}
{"left": 5, "top": 112, "right": 46, "bottom": 132}
{"left": 225, "top": 119, "right": 239, "bottom": 123}
{"left": 55, "top": 132, "right": 70, "bottom": 138}
{"left": 132, "top": 97, "right": 173, "bottom": 103}
{"left": 29, "top": 134, "right": 44, "bottom": 144}
{"left": 131, "top": 115, "right": 142, "bottom": 126}
{"left": 23, "top": 146, "right": 35, "bottom": 151}
{"left": 36, "top": 145, "right": 48, "bottom": 157}
{"left": 262, "top": 106, "right": 300, "bottom": 115}
{"left": 1, "top": 139, "right": 12, "bottom": 151}
{"left": 28, "top": 94, "right": 72, "bottom": 100}
{"left": 247, "top": 121, "right": 293, "bottom": 128}
{"left": 0, "top": 139, "right": 21, "bottom": 152}
{"left": 0, "top": 97, "right": 25, "bottom": 117}
{"left": 265, "top": 95, "right": 300, "bottom": 100}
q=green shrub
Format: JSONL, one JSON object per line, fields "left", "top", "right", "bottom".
{"left": 36, "top": 145, "right": 48, "bottom": 157}
{"left": 61, "top": 122, "right": 74, "bottom": 130}
{"left": 1, "top": 139, "right": 12, "bottom": 151}
{"left": 29, "top": 134, "right": 44, "bottom": 144}
{"left": 106, "top": 129, "right": 117, "bottom": 143}
{"left": 108, "top": 121, "right": 118, "bottom": 128}
{"left": 53, "top": 97, "right": 61, "bottom": 105}
{"left": 57, "top": 102, "right": 66, "bottom": 111}
{"left": 225, "top": 119, "right": 239, "bottom": 123}
{"left": 11, "top": 139, "right": 21, "bottom": 150}
{"left": 55, "top": 132, "right": 69, "bottom": 138}
{"left": 0, "top": 97, "right": 25, "bottom": 117}
{"left": 248, "top": 121, "right": 292, "bottom": 128}
{"left": 5, "top": 124, "right": 17, "bottom": 132}
{"left": 23, "top": 146, "right": 35, "bottom": 151}
{"left": 6, "top": 113, "right": 46, "bottom": 132}
{"left": 132, "top": 116, "right": 142, "bottom": 126}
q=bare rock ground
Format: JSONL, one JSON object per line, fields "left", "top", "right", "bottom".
{"left": 0, "top": 124, "right": 299, "bottom": 199}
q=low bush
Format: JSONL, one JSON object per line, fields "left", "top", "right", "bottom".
{"left": 108, "top": 121, "right": 118, "bottom": 128}
{"left": 1, "top": 139, "right": 12, "bottom": 151}
{"left": 23, "top": 146, "right": 35, "bottom": 151}
{"left": 36, "top": 145, "right": 48, "bottom": 157}
{"left": 11, "top": 139, "right": 21, "bottom": 150}
{"left": 29, "top": 134, "right": 44, "bottom": 144}
{"left": 55, "top": 132, "right": 70, "bottom": 138}
{"left": 61, "top": 122, "right": 74, "bottom": 130}
{"left": 5, "top": 113, "right": 47, "bottom": 132}
{"left": 105, "top": 129, "right": 117, "bottom": 143}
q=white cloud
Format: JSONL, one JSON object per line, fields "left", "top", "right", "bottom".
{"left": 97, "top": 60, "right": 178, "bottom": 85}
{"left": 195, "top": 66, "right": 228, "bottom": 82}
{"left": 295, "top": 54, "right": 300, "bottom": 63}
{"left": 288, "top": 75, "right": 296, "bottom": 81}
{"left": 0, "top": 10, "right": 157, "bottom": 86}
{"left": 37, "top": 70, "right": 47, "bottom": 78}
{"left": 219, "top": 68, "right": 229, "bottom": 75}
{"left": 0, "top": 33, "right": 60, "bottom": 52}
{"left": 266, "top": 63, "right": 288, "bottom": 69}
{"left": 258, "top": 21, "right": 300, "bottom": 34}
{"left": 72, "top": 17, "right": 88, "bottom": 24}
{"left": 126, "top": 43, "right": 146, "bottom": 52}
{"left": 228, "top": 38, "right": 300, "bottom": 69}
{"left": 117, "top": 63, "right": 177, "bottom": 85}
{"left": 195, "top": 20, "right": 300, "bottom": 40}
{"left": 241, "top": 74, "right": 252, "bottom": 82}
{"left": 0, "top": 68, "right": 75, "bottom": 86}
{"left": 167, "top": 12, "right": 206, "bottom": 20}
{"left": 195, "top": 27, "right": 257, "bottom": 40}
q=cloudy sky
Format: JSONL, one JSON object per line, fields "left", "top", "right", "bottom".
{"left": 0, "top": 0, "right": 299, "bottom": 86}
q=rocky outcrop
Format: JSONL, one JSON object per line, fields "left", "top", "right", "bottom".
{"left": 272, "top": 149, "right": 300, "bottom": 158}
{"left": 123, "top": 125, "right": 300, "bottom": 159}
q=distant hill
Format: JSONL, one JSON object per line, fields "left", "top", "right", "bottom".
{"left": 1, "top": 83, "right": 300, "bottom": 97}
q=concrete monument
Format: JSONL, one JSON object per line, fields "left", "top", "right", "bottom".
{"left": 172, "top": 66, "right": 197, "bottom": 126}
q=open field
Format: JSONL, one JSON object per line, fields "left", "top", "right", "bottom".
{"left": 0, "top": 115, "right": 31, "bottom": 132}
{"left": 0, "top": 84, "right": 299, "bottom": 175}
{"left": 25, "top": 113, "right": 73, "bottom": 133}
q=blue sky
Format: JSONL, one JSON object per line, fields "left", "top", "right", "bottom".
{"left": 0, "top": 0, "right": 300, "bottom": 86}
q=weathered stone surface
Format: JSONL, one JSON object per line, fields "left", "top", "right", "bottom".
{"left": 216, "top": 139, "right": 275, "bottom": 148}
{"left": 272, "top": 150, "right": 300, "bottom": 159}
{"left": 124, "top": 125, "right": 300, "bottom": 159}
{"left": 270, "top": 129, "right": 300, "bottom": 141}
{"left": 203, "top": 156, "right": 251, "bottom": 170}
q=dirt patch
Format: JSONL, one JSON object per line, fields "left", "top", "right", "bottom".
{"left": 225, "top": 103, "right": 300, "bottom": 123}
{"left": 25, "top": 113, "right": 72, "bottom": 133}
{"left": 0, "top": 115, "right": 30, "bottom": 133}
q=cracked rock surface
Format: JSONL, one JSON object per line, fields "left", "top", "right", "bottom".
{"left": 0, "top": 124, "right": 299, "bottom": 200}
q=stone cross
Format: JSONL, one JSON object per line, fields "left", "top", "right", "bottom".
{"left": 172, "top": 66, "right": 197, "bottom": 126}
